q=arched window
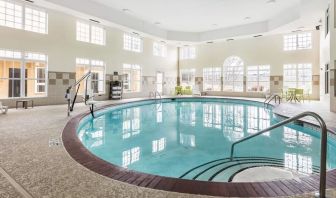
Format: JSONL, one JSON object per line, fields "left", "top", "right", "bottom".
{"left": 223, "top": 56, "right": 244, "bottom": 92}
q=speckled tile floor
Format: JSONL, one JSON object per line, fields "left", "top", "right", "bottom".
{"left": 0, "top": 96, "right": 336, "bottom": 198}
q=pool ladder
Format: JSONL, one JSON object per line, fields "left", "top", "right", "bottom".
{"left": 149, "top": 91, "right": 162, "bottom": 100}
{"left": 229, "top": 111, "right": 327, "bottom": 198}
{"left": 264, "top": 94, "right": 282, "bottom": 106}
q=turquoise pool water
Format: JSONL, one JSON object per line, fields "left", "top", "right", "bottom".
{"left": 77, "top": 98, "right": 336, "bottom": 181}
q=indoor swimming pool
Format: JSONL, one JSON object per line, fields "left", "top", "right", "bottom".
{"left": 76, "top": 98, "right": 336, "bottom": 182}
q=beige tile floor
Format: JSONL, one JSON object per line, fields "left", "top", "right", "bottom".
{"left": 0, "top": 96, "right": 336, "bottom": 198}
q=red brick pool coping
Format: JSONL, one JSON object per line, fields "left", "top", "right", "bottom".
{"left": 62, "top": 98, "right": 336, "bottom": 197}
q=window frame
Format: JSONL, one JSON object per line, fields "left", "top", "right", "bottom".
{"left": 123, "top": 64, "right": 142, "bottom": 92}
{"left": 223, "top": 56, "right": 244, "bottom": 92}
{"left": 203, "top": 67, "right": 221, "bottom": 91}
{"left": 123, "top": 33, "right": 143, "bottom": 53}
{"left": 180, "top": 46, "right": 196, "bottom": 60}
{"left": 75, "top": 58, "right": 106, "bottom": 95}
{"left": 0, "top": 0, "right": 48, "bottom": 34}
{"left": 284, "top": 32, "right": 312, "bottom": 51}
{"left": 180, "top": 68, "right": 195, "bottom": 87}
{"left": 283, "top": 63, "right": 312, "bottom": 93}
{"left": 0, "top": 49, "right": 48, "bottom": 99}
{"left": 24, "top": 5, "right": 48, "bottom": 34}
{"left": 246, "top": 65, "right": 270, "bottom": 93}
{"left": 153, "top": 42, "right": 167, "bottom": 57}
{"left": 76, "top": 21, "right": 106, "bottom": 46}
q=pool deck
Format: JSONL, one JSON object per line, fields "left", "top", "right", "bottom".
{"left": 1, "top": 96, "right": 336, "bottom": 198}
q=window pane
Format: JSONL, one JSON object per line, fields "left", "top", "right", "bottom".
{"left": 180, "top": 47, "right": 196, "bottom": 60}
{"left": 123, "top": 64, "right": 141, "bottom": 92}
{"left": 124, "top": 33, "right": 143, "bottom": 53}
{"left": 24, "top": 7, "right": 47, "bottom": 34}
{"left": 0, "top": 0, "right": 22, "bottom": 29}
{"left": 223, "top": 56, "right": 244, "bottom": 92}
{"left": 76, "top": 21, "right": 90, "bottom": 42}
{"left": 91, "top": 25, "right": 105, "bottom": 45}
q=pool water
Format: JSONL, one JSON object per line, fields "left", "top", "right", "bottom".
{"left": 77, "top": 98, "right": 336, "bottom": 182}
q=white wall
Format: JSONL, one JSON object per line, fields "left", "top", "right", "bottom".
{"left": 180, "top": 31, "right": 321, "bottom": 99}
{"left": 0, "top": 7, "right": 178, "bottom": 101}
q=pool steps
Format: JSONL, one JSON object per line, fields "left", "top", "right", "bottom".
{"left": 180, "top": 156, "right": 320, "bottom": 182}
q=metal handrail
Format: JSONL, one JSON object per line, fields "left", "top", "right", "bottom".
{"left": 229, "top": 111, "right": 327, "bottom": 198}
{"left": 264, "top": 94, "right": 281, "bottom": 106}
{"left": 65, "top": 71, "right": 92, "bottom": 116}
{"left": 149, "top": 91, "right": 162, "bottom": 99}
{"left": 154, "top": 91, "right": 162, "bottom": 100}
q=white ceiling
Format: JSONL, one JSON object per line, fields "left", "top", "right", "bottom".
{"left": 39, "top": 0, "right": 329, "bottom": 43}
{"left": 91, "top": 0, "right": 300, "bottom": 32}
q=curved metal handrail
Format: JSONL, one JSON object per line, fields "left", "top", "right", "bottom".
{"left": 264, "top": 94, "right": 281, "bottom": 106}
{"left": 149, "top": 91, "right": 162, "bottom": 100}
{"left": 154, "top": 91, "right": 162, "bottom": 100}
{"left": 229, "top": 111, "right": 327, "bottom": 198}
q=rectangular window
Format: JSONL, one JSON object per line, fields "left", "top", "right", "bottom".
{"left": 180, "top": 68, "right": 195, "bottom": 86}
{"left": 153, "top": 42, "right": 167, "bottom": 57}
{"left": 123, "top": 64, "right": 141, "bottom": 92}
{"left": 180, "top": 47, "right": 196, "bottom": 60}
{"left": 284, "top": 32, "right": 312, "bottom": 51}
{"left": 24, "top": 6, "right": 47, "bottom": 34}
{"left": 203, "top": 67, "right": 221, "bottom": 91}
{"left": 76, "top": 58, "right": 106, "bottom": 95}
{"left": 91, "top": 25, "right": 105, "bottom": 45}
{"left": 76, "top": 21, "right": 106, "bottom": 45}
{"left": 0, "top": 49, "right": 48, "bottom": 99}
{"left": 247, "top": 65, "right": 270, "bottom": 92}
{"left": 124, "top": 33, "right": 143, "bottom": 53}
{"left": 283, "top": 64, "right": 312, "bottom": 93}
{"left": 0, "top": 0, "right": 23, "bottom": 29}
{"left": 25, "top": 52, "right": 48, "bottom": 97}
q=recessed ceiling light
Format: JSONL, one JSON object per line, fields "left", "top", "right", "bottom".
{"left": 226, "top": 39, "right": 234, "bottom": 42}
{"left": 254, "top": 35, "right": 263, "bottom": 38}
{"left": 122, "top": 8, "right": 130, "bottom": 12}
{"left": 24, "top": 0, "right": 34, "bottom": 3}
{"left": 154, "top": 22, "right": 161, "bottom": 25}
{"left": 206, "top": 41, "right": 214, "bottom": 44}
{"left": 266, "top": 0, "right": 276, "bottom": 3}
{"left": 292, "top": 30, "right": 302, "bottom": 33}
{"left": 244, "top": 17, "right": 251, "bottom": 20}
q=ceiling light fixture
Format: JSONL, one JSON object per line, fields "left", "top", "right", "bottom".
{"left": 122, "top": 8, "right": 130, "bottom": 12}
{"left": 292, "top": 30, "right": 302, "bottom": 33}
{"left": 266, "top": 0, "right": 276, "bottom": 3}
{"left": 24, "top": 0, "right": 34, "bottom": 3}
{"left": 154, "top": 22, "right": 161, "bottom": 25}
{"left": 226, "top": 39, "right": 234, "bottom": 42}
{"left": 244, "top": 17, "right": 251, "bottom": 20}
{"left": 206, "top": 41, "right": 214, "bottom": 44}
{"left": 254, "top": 35, "right": 263, "bottom": 38}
